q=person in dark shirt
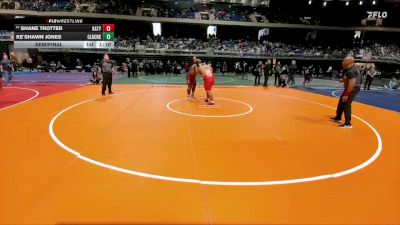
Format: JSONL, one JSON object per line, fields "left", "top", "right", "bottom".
{"left": 50, "top": 61, "right": 57, "bottom": 72}
{"left": 76, "top": 58, "right": 83, "bottom": 72}
{"left": 0, "top": 54, "right": 14, "bottom": 86}
{"left": 278, "top": 64, "right": 288, "bottom": 87}
{"left": 126, "top": 58, "right": 132, "bottom": 78}
{"left": 222, "top": 61, "right": 227, "bottom": 76}
{"left": 254, "top": 61, "right": 262, "bottom": 86}
{"left": 303, "top": 65, "right": 313, "bottom": 86}
{"left": 132, "top": 59, "right": 138, "bottom": 78}
{"left": 364, "top": 64, "right": 376, "bottom": 90}
{"left": 274, "top": 61, "right": 281, "bottom": 86}
{"left": 56, "top": 61, "right": 65, "bottom": 72}
{"left": 331, "top": 56, "right": 361, "bottom": 128}
{"left": 27, "top": 57, "right": 33, "bottom": 72}
{"left": 263, "top": 59, "right": 272, "bottom": 87}
{"left": 101, "top": 54, "right": 115, "bottom": 96}
{"left": 90, "top": 61, "right": 102, "bottom": 85}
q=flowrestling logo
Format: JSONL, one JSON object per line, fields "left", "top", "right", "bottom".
{"left": 367, "top": 11, "right": 388, "bottom": 19}
{"left": 47, "top": 19, "right": 84, "bottom": 24}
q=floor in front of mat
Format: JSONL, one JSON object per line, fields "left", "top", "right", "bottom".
{"left": 0, "top": 84, "right": 82, "bottom": 109}
{"left": 1, "top": 85, "right": 399, "bottom": 225}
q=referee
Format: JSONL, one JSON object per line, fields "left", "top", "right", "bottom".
{"left": 331, "top": 56, "right": 361, "bottom": 128}
{"left": 101, "top": 54, "right": 114, "bottom": 96}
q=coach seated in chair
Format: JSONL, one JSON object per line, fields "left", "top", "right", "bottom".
{"left": 385, "top": 77, "right": 399, "bottom": 90}
{"left": 56, "top": 61, "right": 66, "bottom": 73}
{"left": 38, "top": 61, "right": 50, "bottom": 72}
{"left": 75, "top": 58, "right": 83, "bottom": 72}
{"left": 49, "top": 61, "right": 57, "bottom": 72}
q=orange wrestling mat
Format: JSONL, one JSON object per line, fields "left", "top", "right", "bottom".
{"left": 1, "top": 85, "right": 399, "bottom": 225}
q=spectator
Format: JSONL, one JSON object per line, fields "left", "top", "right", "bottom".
{"left": 263, "top": 59, "right": 272, "bottom": 87}
{"left": 254, "top": 61, "right": 262, "bottom": 86}
{"left": 364, "top": 65, "right": 376, "bottom": 90}
{"left": 288, "top": 60, "right": 297, "bottom": 87}
{"left": 385, "top": 77, "right": 399, "bottom": 90}
{"left": 27, "top": 56, "right": 33, "bottom": 72}
{"left": 279, "top": 64, "right": 288, "bottom": 87}
{"left": 56, "top": 61, "right": 65, "bottom": 72}
{"left": 90, "top": 61, "right": 102, "bottom": 85}
{"left": 76, "top": 58, "right": 83, "bottom": 72}
{"left": 242, "top": 61, "right": 248, "bottom": 80}
{"left": 222, "top": 61, "right": 228, "bottom": 76}
{"left": 132, "top": 59, "right": 138, "bottom": 78}
{"left": 274, "top": 61, "right": 281, "bottom": 86}
{"left": 303, "top": 65, "right": 313, "bottom": 86}
{"left": 0, "top": 54, "right": 14, "bottom": 85}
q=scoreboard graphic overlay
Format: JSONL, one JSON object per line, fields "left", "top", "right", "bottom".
{"left": 14, "top": 24, "right": 115, "bottom": 49}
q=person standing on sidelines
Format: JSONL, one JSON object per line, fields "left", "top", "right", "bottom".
{"left": 0, "top": 54, "right": 14, "bottom": 86}
{"left": 288, "top": 60, "right": 297, "bottom": 87}
{"left": 303, "top": 65, "right": 313, "bottom": 86}
{"left": 274, "top": 61, "right": 281, "bottom": 86}
{"left": 364, "top": 64, "right": 376, "bottom": 90}
{"left": 254, "top": 61, "right": 261, "bottom": 86}
{"left": 263, "top": 59, "right": 272, "bottom": 87}
{"left": 27, "top": 56, "right": 33, "bottom": 72}
{"left": 242, "top": 61, "right": 248, "bottom": 80}
{"left": 132, "top": 59, "right": 138, "bottom": 78}
{"left": 255, "top": 61, "right": 263, "bottom": 86}
{"left": 100, "top": 54, "right": 115, "bottom": 96}
{"left": 126, "top": 58, "right": 132, "bottom": 78}
{"left": 331, "top": 56, "right": 361, "bottom": 128}
{"left": 222, "top": 61, "right": 228, "bottom": 76}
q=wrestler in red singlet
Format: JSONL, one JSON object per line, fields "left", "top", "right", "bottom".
{"left": 194, "top": 60, "right": 215, "bottom": 105}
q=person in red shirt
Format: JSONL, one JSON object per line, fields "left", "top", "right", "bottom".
{"left": 194, "top": 59, "right": 215, "bottom": 105}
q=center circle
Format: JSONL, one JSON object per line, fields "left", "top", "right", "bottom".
{"left": 166, "top": 97, "right": 253, "bottom": 118}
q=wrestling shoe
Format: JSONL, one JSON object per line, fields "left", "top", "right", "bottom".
{"left": 207, "top": 101, "right": 215, "bottom": 105}
{"left": 339, "top": 124, "right": 352, "bottom": 129}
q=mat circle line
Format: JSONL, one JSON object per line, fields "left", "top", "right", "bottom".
{"left": 0, "top": 87, "right": 39, "bottom": 111}
{"left": 166, "top": 97, "right": 253, "bottom": 118}
{"left": 48, "top": 89, "right": 382, "bottom": 186}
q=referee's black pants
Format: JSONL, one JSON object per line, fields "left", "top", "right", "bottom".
{"left": 335, "top": 86, "right": 360, "bottom": 126}
{"left": 254, "top": 74, "right": 261, "bottom": 85}
{"left": 127, "top": 68, "right": 132, "bottom": 77}
{"left": 364, "top": 75, "right": 373, "bottom": 90}
{"left": 133, "top": 69, "right": 138, "bottom": 78}
{"left": 274, "top": 73, "right": 279, "bottom": 85}
{"left": 264, "top": 74, "right": 269, "bottom": 86}
{"left": 102, "top": 72, "right": 113, "bottom": 95}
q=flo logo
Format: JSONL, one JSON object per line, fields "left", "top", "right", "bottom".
{"left": 367, "top": 11, "right": 388, "bottom": 19}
